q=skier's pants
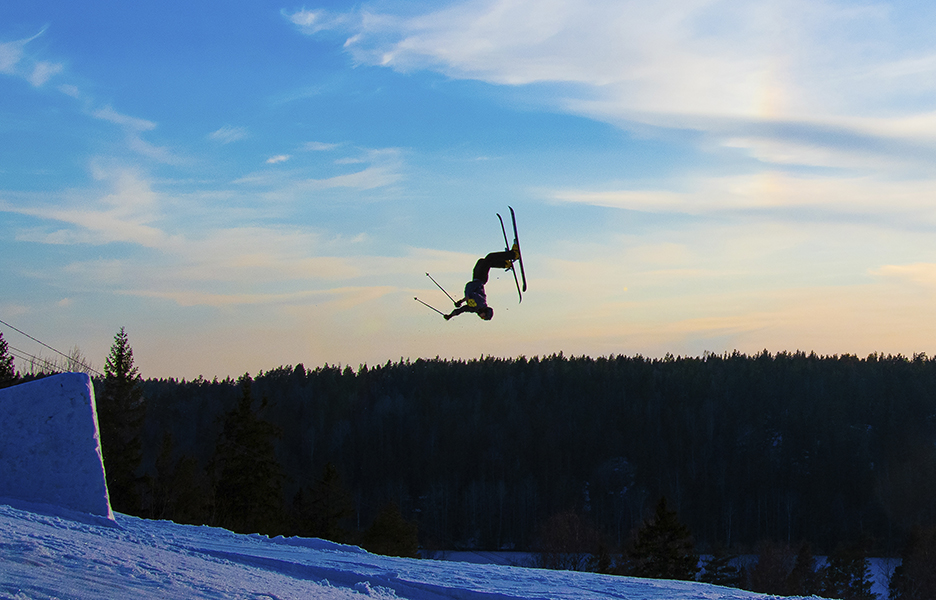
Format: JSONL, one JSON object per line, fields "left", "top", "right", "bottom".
{"left": 472, "top": 251, "right": 515, "bottom": 284}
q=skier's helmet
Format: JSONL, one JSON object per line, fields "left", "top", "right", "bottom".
{"left": 479, "top": 307, "right": 494, "bottom": 320}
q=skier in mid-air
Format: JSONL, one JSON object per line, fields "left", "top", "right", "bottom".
{"left": 414, "top": 206, "right": 525, "bottom": 320}
{"left": 444, "top": 244, "right": 520, "bottom": 321}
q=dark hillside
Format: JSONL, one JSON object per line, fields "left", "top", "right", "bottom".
{"left": 139, "top": 351, "right": 936, "bottom": 554}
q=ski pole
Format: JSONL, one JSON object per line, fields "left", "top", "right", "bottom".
{"left": 425, "top": 272, "right": 457, "bottom": 305}
{"left": 414, "top": 297, "right": 447, "bottom": 317}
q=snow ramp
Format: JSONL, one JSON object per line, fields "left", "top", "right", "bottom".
{"left": 0, "top": 372, "right": 113, "bottom": 520}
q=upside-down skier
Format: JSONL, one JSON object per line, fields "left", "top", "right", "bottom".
{"left": 444, "top": 244, "right": 520, "bottom": 321}
{"left": 414, "top": 206, "right": 526, "bottom": 321}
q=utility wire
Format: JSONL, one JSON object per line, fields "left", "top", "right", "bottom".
{"left": 9, "top": 346, "right": 62, "bottom": 374}
{"left": 0, "top": 318, "right": 104, "bottom": 377}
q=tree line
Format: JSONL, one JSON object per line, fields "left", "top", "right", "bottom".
{"left": 135, "top": 346, "right": 936, "bottom": 598}
{"left": 137, "top": 350, "right": 936, "bottom": 550}
{"left": 4, "top": 330, "right": 936, "bottom": 597}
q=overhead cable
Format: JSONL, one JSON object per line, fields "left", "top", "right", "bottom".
{"left": 0, "top": 318, "right": 104, "bottom": 377}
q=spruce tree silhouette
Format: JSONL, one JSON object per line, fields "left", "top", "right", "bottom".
{"left": 0, "top": 332, "right": 14, "bottom": 384}
{"left": 213, "top": 374, "right": 285, "bottom": 534}
{"left": 629, "top": 497, "right": 698, "bottom": 581}
{"left": 890, "top": 526, "right": 936, "bottom": 600}
{"left": 98, "top": 327, "right": 145, "bottom": 513}
{"left": 362, "top": 502, "right": 419, "bottom": 558}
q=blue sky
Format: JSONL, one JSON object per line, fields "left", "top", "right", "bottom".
{"left": 4, "top": 0, "right": 936, "bottom": 379}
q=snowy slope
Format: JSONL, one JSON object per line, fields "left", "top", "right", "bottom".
{"left": 0, "top": 499, "right": 818, "bottom": 600}
{"left": 0, "top": 374, "right": 820, "bottom": 599}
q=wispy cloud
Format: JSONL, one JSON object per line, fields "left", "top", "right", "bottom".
{"left": 0, "top": 39, "right": 23, "bottom": 73}
{"left": 92, "top": 106, "right": 157, "bottom": 132}
{"left": 302, "top": 141, "right": 340, "bottom": 151}
{"left": 89, "top": 106, "right": 185, "bottom": 165}
{"left": 298, "top": 164, "right": 401, "bottom": 191}
{"left": 282, "top": 8, "right": 355, "bottom": 35}
{"left": 0, "top": 29, "right": 64, "bottom": 88}
{"left": 57, "top": 83, "right": 80, "bottom": 98}
{"left": 122, "top": 285, "right": 394, "bottom": 308}
{"left": 0, "top": 162, "right": 417, "bottom": 309}
{"left": 208, "top": 125, "right": 249, "bottom": 144}
{"left": 233, "top": 147, "right": 404, "bottom": 193}
{"left": 4, "top": 167, "right": 167, "bottom": 248}
{"left": 28, "top": 61, "right": 63, "bottom": 86}
{"left": 873, "top": 263, "right": 936, "bottom": 288}
{"left": 292, "top": 0, "right": 936, "bottom": 175}
{"left": 550, "top": 171, "right": 936, "bottom": 224}
{"left": 0, "top": 31, "right": 183, "bottom": 165}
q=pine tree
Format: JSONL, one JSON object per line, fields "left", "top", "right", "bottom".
{"left": 0, "top": 332, "right": 15, "bottom": 384}
{"left": 147, "top": 432, "right": 212, "bottom": 525}
{"left": 819, "top": 542, "right": 874, "bottom": 600}
{"left": 212, "top": 374, "right": 285, "bottom": 535}
{"left": 147, "top": 432, "right": 176, "bottom": 519}
{"left": 296, "top": 462, "right": 355, "bottom": 542}
{"left": 169, "top": 456, "right": 213, "bottom": 525}
{"left": 700, "top": 544, "right": 741, "bottom": 588}
{"left": 361, "top": 502, "right": 419, "bottom": 558}
{"left": 744, "top": 540, "right": 795, "bottom": 594}
{"left": 890, "top": 527, "right": 936, "bottom": 600}
{"left": 98, "top": 326, "right": 145, "bottom": 514}
{"left": 785, "top": 542, "right": 820, "bottom": 596}
{"left": 629, "top": 497, "right": 698, "bottom": 581}
{"left": 534, "top": 510, "right": 603, "bottom": 572}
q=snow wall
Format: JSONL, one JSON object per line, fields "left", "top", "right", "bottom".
{"left": 0, "top": 372, "right": 114, "bottom": 519}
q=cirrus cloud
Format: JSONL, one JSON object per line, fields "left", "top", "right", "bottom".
{"left": 289, "top": 0, "right": 936, "bottom": 173}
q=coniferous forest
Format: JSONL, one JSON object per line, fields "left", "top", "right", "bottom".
{"left": 128, "top": 350, "right": 936, "bottom": 560}
{"left": 12, "top": 327, "right": 936, "bottom": 594}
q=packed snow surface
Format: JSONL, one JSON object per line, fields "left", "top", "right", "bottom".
{"left": 0, "top": 500, "right": 817, "bottom": 600}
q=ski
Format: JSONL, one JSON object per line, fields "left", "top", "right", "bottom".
{"left": 509, "top": 206, "right": 527, "bottom": 293}
{"left": 498, "top": 210, "right": 523, "bottom": 303}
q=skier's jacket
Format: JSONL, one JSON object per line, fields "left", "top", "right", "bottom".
{"left": 462, "top": 279, "right": 488, "bottom": 312}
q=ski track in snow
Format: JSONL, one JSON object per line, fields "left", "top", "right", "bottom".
{"left": 0, "top": 501, "right": 814, "bottom": 600}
